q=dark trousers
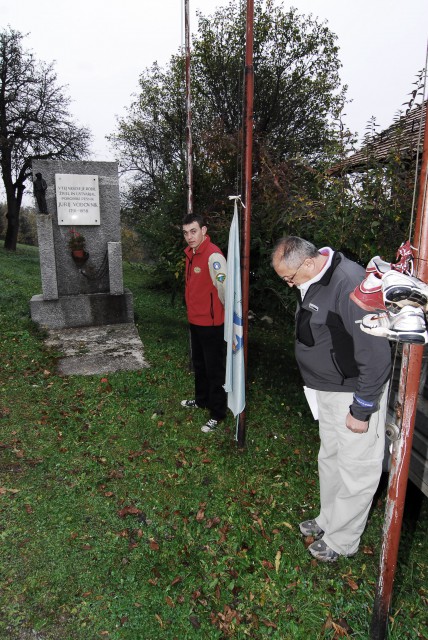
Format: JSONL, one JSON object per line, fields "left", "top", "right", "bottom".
{"left": 189, "top": 323, "right": 227, "bottom": 421}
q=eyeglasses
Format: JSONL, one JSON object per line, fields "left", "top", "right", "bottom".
{"left": 280, "top": 259, "right": 307, "bottom": 283}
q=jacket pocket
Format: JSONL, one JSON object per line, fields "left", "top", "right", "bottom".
{"left": 327, "top": 311, "right": 359, "bottom": 378}
{"left": 296, "top": 308, "right": 315, "bottom": 346}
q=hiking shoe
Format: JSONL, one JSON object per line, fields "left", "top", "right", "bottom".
{"left": 350, "top": 271, "right": 386, "bottom": 312}
{"left": 382, "top": 270, "right": 428, "bottom": 311}
{"left": 201, "top": 418, "right": 218, "bottom": 433}
{"left": 308, "top": 539, "right": 340, "bottom": 563}
{"left": 180, "top": 399, "right": 199, "bottom": 409}
{"left": 299, "top": 519, "right": 324, "bottom": 539}
{"left": 360, "top": 305, "right": 428, "bottom": 344}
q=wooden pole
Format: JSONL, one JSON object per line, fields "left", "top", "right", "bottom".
{"left": 184, "top": 0, "right": 193, "bottom": 215}
{"left": 237, "top": 0, "right": 254, "bottom": 448}
{"left": 370, "top": 100, "right": 428, "bottom": 639}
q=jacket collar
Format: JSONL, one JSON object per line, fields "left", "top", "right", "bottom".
{"left": 184, "top": 234, "right": 211, "bottom": 258}
{"left": 317, "top": 251, "right": 342, "bottom": 286}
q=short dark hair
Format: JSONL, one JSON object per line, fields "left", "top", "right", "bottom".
{"left": 182, "top": 213, "right": 207, "bottom": 228}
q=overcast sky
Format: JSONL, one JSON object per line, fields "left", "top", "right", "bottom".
{"left": 1, "top": 0, "right": 427, "bottom": 161}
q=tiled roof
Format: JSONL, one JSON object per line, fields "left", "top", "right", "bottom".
{"left": 329, "top": 100, "right": 427, "bottom": 174}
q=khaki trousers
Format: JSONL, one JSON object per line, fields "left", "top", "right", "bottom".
{"left": 315, "top": 387, "right": 387, "bottom": 556}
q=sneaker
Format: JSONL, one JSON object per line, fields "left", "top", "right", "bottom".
{"left": 360, "top": 305, "right": 428, "bottom": 344}
{"left": 299, "top": 519, "right": 324, "bottom": 539}
{"left": 365, "top": 255, "right": 392, "bottom": 276}
{"left": 382, "top": 270, "right": 428, "bottom": 311}
{"left": 350, "top": 271, "right": 386, "bottom": 312}
{"left": 201, "top": 418, "right": 218, "bottom": 433}
{"left": 180, "top": 399, "right": 199, "bottom": 409}
{"left": 308, "top": 539, "right": 340, "bottom": 562}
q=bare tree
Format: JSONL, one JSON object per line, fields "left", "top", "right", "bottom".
{"left": 0, "top": 28, "right": 92, "bottom": 250}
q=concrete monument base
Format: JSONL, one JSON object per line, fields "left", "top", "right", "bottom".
{"left": 44, "top": 323, "right": 148, "bottom": 375}
{"left": 30, "top": 290, "right": 134, "bottom": 329}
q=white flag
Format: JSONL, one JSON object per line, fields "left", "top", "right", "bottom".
{"left": 224, "top": 200, "right": 245, "bottom": 417}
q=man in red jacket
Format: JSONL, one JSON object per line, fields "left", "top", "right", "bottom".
{"left": 181, "top": 214, "right": 227, "bottom": 433}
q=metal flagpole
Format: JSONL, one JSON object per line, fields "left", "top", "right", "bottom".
{"left": 184, "top": 0, "right": 193, "bottom": 215}
{"left": 237, "top": 0, "right": 254, "bottom": 448}
{"left": 370, "top": 99, "right": 428, "bottom": 640}
{"left": 184, "top": 0, "right": 194, "bottom": 373}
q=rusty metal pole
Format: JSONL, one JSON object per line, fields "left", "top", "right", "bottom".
{"left": 237, "top": 0, "right": 254, "bottom": 448}
{"left": 370, "top": 101, "right": 428, "bottom": 639}
{"left": 184, "top": 0, "right": 193, "bottom": 215}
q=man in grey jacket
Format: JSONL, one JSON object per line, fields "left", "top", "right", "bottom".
{"left": 272, "top": 236, "right": 391, "bottom": 562}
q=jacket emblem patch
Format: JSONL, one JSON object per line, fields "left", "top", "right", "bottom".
{"left": 194, "top": 267, "right": 201, "bottom": 273}
{"left": 216, "top": 273, "right": 226, "bottom": 283}
{"left": 213, "top": 261, "right": 221, "bottom": 270}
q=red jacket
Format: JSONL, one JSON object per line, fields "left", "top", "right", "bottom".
{"left": 184, "top": 235, "right": 226, "bottom": 326}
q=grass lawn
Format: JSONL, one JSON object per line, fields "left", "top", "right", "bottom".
{"left": 0, "top": 245, "right": 427, "bottom": 640}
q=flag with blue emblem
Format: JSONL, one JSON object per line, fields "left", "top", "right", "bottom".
{"left": 224, "top": 199, "right": 245, "bottom": 417}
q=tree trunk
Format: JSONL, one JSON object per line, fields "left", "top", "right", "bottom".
{"left": 3, "top": 194, "right": 20, "bottom": 251}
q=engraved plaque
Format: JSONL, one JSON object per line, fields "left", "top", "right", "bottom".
{"left": 56, "top": 174, "right": 100, "bottom": 225}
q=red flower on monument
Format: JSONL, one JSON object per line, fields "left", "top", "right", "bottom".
{"left": 67, "top": 229, "right": 86, "bottom": 251}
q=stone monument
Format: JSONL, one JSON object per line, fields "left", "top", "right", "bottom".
{"left": 30, "top": 160, "right": 134, "bottom": 329}
{"left": 29, "top": 160, "right": 147, "bottom": 374}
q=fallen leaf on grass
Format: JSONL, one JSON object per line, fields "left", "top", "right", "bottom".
{"left": 108, "top": 469, "right": 124, "bottom": 479}
{"left": 189, "top": 615, "right": 201, "bottom": 629}
{"left": 149, "top": 538, "right": 160, "bottom": 551}
{"left": 0, "top": 487, "right": 19, "bottom": 494}
{"left": 275, "top": 550, "right": 281, "bottom": 573}
{"left": 211, "top": 605, "right": 242, "bottom": 632}
{"left": 218, "top": 524, "right": 230, "bottom": 543}
{"left": 117, "top": 506, "right": 142, "bottom": 518}
{"left": 205, "top": 516, "right": 221, "bottom": 529}
{"left": 345, "top": 576, "right": 359, "bottom": 591}
{"left": 303, "top": 535, "right": 316, "bottom": 547}
{"left": 250, "top": 513, "right": 271, "bottom": 541}
{"left": 261, "top": 619, "right": 277, "bottom": 629}
{"left": 196, "top": 503, "right": 206, "bottom": 522}
{"left": 323, "top": 615, "right": 353, "bottom": 637}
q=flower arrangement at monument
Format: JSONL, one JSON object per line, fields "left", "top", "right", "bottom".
{"left": 67, "top": 229, "right": 88, "bottom": 264}
{"left": 67, "top": 229, "right": 86, "bottom": 255}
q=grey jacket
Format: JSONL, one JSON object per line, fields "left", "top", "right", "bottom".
{"left": 295, "top": 251, "right": 391, "bottom": 421}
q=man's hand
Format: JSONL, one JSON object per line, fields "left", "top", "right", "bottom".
{"left": 346, "top": 412, "right": 369, "bottom": 433}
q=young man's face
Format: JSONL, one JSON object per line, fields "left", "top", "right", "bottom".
{"left": 183, "top": 221, "right": 207, "bottom": 251}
